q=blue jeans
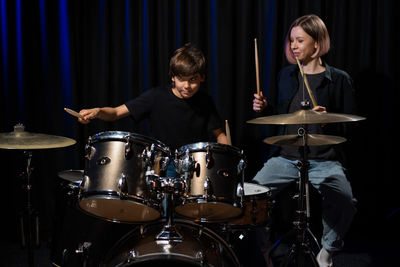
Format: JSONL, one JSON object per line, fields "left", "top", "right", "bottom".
{"left": 161, "top": 162, "right": 177, "bottom": 217}
{"left": 253, "top": 156, "right": 356, "bottom": 252}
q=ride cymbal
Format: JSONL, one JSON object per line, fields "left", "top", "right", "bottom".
{"left": 247, "top": 109, "right": 366, "bottom": 125}
{"left": 264, "top": 134, "right": 347, "bottom": 147}
{"left": 0, "top": 124, "right": 76, "bottom": 150}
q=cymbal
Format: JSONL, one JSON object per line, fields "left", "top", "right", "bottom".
{"left": 58, "top": 169, "right": 83, "bottom": 183}
{"left": 264, "top": 134, "right": 347, "bottom": 146}
{"left": 247, "top": 109, "right": 366, "bottom": 125}
{"left": 0, "top": 124, "right": 76, "bottom": 150}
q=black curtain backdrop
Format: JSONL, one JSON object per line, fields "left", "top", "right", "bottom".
{"left": 0, "top": 0, "right": 399, "bottom": 245}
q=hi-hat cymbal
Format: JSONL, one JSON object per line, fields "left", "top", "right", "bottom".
{"left": 264, "top": 134, "right": 347, "bottom": 146}
{"left": 247, "top": 109, "right": 366, "bottom": 125}
{"left": 0, "top": 124, "right": 76, "bottom": 150}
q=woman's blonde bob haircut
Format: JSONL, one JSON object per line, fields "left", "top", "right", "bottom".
{"left": 284, "top": 14, "right": 330, "bottom": 64}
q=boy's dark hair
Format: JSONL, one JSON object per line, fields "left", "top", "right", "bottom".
{"left": 169, "top": 43, "right": 206, "bottom": 78}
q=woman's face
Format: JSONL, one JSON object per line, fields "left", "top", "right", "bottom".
{"left": 290, "top": 26, "right": 318, "bottom": 63}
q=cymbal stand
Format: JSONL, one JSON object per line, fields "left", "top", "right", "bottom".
{"left": 271, "top": 115, "right": 320, "bottom": 267}
{"left": 19, "top": 151, "right": 40, "bottom": 267}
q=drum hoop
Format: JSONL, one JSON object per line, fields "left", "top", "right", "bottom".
{"left": 103, "top": 218, "right": 240, "bottom": 266}
{"left": 177, "top": 142, "right": 242, "bottom": 156}
{"left": 90, "top": 131, "right": 170, "bottom": 154}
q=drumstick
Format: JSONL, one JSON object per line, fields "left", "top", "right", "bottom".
{"left": 295, "top": 57, "right": 318, "bottom": 108}
{"left": 254, "top": 38, "right": 261, "bottom": 96}
{"left": 225, "top": 120, "right": 232, "bottom": 146}
{"left": 64, "top": 107, "right": 84, "bottom": 119}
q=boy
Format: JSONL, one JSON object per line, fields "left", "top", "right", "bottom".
{"left": 78, "top": 43, "right": 228, "bottom": 150}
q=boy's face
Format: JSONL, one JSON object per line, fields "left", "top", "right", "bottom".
{"left": 172, "top": 73, "right": 204, "bottom": 99}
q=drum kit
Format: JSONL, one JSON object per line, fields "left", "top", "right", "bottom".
{"left": 0, "top": 107, "right": 364, "bottom": 267}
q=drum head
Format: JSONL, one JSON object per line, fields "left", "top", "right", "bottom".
{"left": 91, "top": 131, "right": 169, "bottom": 154}
{"left": 177, "top": 142, "right": 242, "bottom": 156}
{"left": 175, "top": 202, "right": 242, "bottom": 222}
{"left": 79, "top": 196, "right": 161, "bottom": 223}
{"left": 243, "top": 183, "right": 270, "bottom": 197}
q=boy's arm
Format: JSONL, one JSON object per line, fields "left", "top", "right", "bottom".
{"left": 78, "top": 104, "right": 130, "bottom": 124}
{"left": 213, "top": 128, "right": 229, "bottom": 145}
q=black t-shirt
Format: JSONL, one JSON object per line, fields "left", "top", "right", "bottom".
{"left": 125, "top": 85, "right": 223, "bottom": 150}
{"left": 280, "top": 71, "right": 336, "bottom": 161}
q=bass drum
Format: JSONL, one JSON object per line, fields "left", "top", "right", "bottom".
{"left": 101, "top": 219, "right": 240, "bottom": 267}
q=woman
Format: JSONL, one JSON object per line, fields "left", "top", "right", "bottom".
{"left": 253, "top": 14, "right": 357, "bottom": 267}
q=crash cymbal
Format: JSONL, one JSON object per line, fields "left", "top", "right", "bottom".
{"left": 0, "top": 124, "right": 76, "bottom": 150}
{"left": 58, "top": 169, "right": 83, "bottom": 183}
{"left": 247, "top": 109, "right": 366, "bottom": 125}
{"left": 264, "top": 134, "right": 347, "bottom": 146}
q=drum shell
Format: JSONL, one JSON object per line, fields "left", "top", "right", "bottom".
{"left": 229, "top": 183, "right": 272, "bottom": 226}
{"left": 100, "top": 219, "right": 240, "bottom": 267}
{"left": 175, "top": 142, "right": 245, "bottom": 221}
{"left": 79, "top": 131, "right": 169, "bottom": 222}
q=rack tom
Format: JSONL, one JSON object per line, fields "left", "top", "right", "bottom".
{"left": 174, "top": 142, "right": 246, "bottom": 222}
{"left": 79, "top": 131, "right": 170, "bottom": 223}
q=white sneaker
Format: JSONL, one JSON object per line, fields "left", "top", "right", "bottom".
{"left": 316, "top": 247, "right": 333, "bottom": 267}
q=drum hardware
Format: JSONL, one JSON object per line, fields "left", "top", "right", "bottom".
{"left": 19, "top": 150, "right": 40, "bottom": 267}
{"left": 155, "top": 191, "right": 183, "bottom": 242}
{"left": 142, "top": 143, "right": 156, "bottom": 170}
{"left": 174, "top": 142, "right": 245, "bottom": 222}
{"left": 73, "top": 241, "right": 92, "bottom": 266}
{"left": 237, "top": 157, "right": 246, "bottom": 202}
{"left": 124, "top": 135, "right": 134, "bottom": 159}
{"left": 144, "top": 171, "right": 185, "bottom": 242}
{"left": 265, "top": 104, "right": 323, "bottom": 267}
{"left": 84, "top": 136, "right": 93, "bottom": 160}
{"left": 79, "top": 131, "right": 169, "bottom": 223}
{"left": 117, "top": 173, "right": 128, "bottom": 195}
{"left": 270, "top": 147, "right": 321, "bottom": 267}
{"left": 205, "top": 146, "right": 212, "bottom": 168}
{"left": 0, "top": 124, "right": 76, "bottom": 267}
{"left": 55, "top": 239, "right": 106, "bottom": 266}
{"left": 174, "top": 148, "right": 195, "bottom": 181}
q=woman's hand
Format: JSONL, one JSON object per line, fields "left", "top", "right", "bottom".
{"left": 253, "top": 92, "right": 267, "bottom": 112}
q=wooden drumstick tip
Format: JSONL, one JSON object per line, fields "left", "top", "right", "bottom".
{"left": 225, "top": 120, "right": 232, "bottom": 146}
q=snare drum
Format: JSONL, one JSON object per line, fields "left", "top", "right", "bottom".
{"left": 174, "top": 142, "right": 246, "bottom": 222}
{"left": 230, "top": 182, "right": 271, "bottom": 227}
{"left": 79, "top": 131, "right": 170, "bottom": 223}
